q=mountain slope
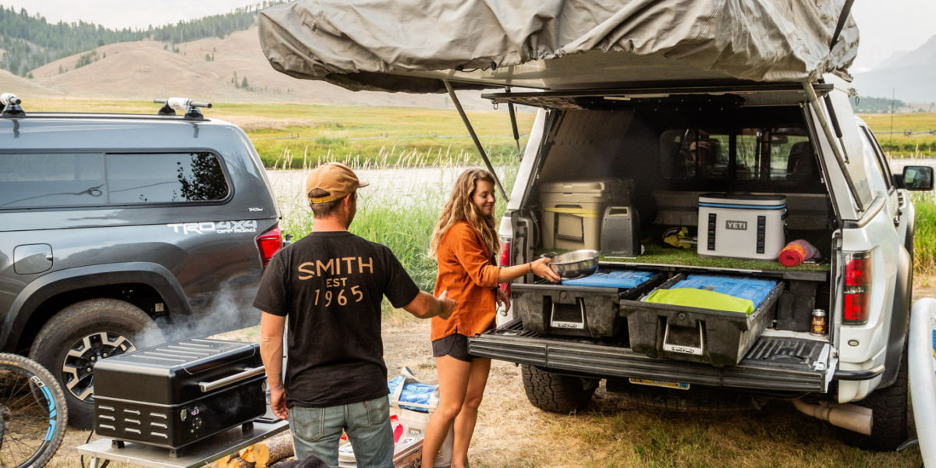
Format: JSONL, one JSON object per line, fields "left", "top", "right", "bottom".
{"left": 853, "top": 35, "right": 936, "bottom": 103}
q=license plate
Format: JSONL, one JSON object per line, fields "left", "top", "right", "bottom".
{"left": 628, "top": 378, "right": 690, "bottom": 390}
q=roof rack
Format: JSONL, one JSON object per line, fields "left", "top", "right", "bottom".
{"left": 154, "top": 98, "right": 212, "bottom": 119}
{"left": 1, "top": 93, "right": 24, "bottom": 117}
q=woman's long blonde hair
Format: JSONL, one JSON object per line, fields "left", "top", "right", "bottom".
{"left": 429, "top": 169, "right": 499, "bottom": 259}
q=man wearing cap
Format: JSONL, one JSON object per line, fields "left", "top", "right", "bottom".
{"left": 255, "top": 163, "right": 455, "bottom": 467}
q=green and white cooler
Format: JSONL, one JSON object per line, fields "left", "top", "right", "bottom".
{"left": 539, "top": 180, "right": 629, "bottom": 251}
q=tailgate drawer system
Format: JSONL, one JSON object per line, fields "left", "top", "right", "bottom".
{"left": 469, "top": 319, "right": 832, "bottom": 393}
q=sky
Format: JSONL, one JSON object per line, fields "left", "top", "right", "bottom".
{"left": 1, "top": 0, "right": 934, "bottom": 73}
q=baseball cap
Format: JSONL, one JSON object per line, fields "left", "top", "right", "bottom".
{"left": 305, "top": 163, "right": 369, "bottom": 203}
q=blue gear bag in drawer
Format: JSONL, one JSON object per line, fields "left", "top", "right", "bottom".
{"left": 562, "top": 269, "right": 656, "bottom": 289}
{"left": 671, "top": 274, "right": 777, "bottom": 309}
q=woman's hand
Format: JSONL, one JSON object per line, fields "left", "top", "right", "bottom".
{"left": 495, "top": 287, "right": 510, "bottom": 313}
{"left": 531, "top": 257, "right": 561, "bottom": 283}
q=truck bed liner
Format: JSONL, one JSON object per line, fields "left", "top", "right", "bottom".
{"left": 469, "top": 319, "right": 830, "bottom": 393}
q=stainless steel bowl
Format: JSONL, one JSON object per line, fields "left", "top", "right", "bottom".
{"left": 541, "top": 250, "right": 599, "bottom": 279}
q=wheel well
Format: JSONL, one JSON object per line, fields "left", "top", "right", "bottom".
{"left": 17, "top": 283, "right": 168, "bottom": 353}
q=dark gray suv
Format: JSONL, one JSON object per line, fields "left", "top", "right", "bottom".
{"left": 0, "top": 96, "right": 282, "bottom": 427}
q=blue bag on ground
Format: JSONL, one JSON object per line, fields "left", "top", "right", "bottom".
{"left": 670, "top": 274, "right": 777, "bottom": 309}
{"left": 562, "top": 269, "right": 655, "bottom": 289}
{"left": 387, "top": 375, "right": 437, "bottom": 413}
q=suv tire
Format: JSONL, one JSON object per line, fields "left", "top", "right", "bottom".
{"left": 841, "top": 342, "right": 909, "bottom": 451}
{"left": 29, "top": 299, "right": 162, "bottom": 429}
{"left": 521, "top": 364, "right": 596, "bottom": 413}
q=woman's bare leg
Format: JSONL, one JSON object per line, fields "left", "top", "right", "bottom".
{"left": 452, "top": 358, "right": 491, "bottom": 467}
{"left": 422, "top": 355, "right": 471, "bottom": 467}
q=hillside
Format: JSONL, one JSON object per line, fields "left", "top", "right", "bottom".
{"left": 0, "top": 67, "right": 61, "bottom": 97}
{"left": 852, "top": 35, "right": 936, "bottom": 104}
{"left": 23, "top": 27, "right": 484, "bottom": 110}
{"left": 0, "top": 3, "right": 273, "bottom": 77}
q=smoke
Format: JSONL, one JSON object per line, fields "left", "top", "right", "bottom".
{"left": 136, "top": 284, "right": 262, "bottom": 349}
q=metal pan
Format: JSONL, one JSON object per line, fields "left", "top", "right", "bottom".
{"left": 541, "top": 250, "right": 599, "bottom": 279}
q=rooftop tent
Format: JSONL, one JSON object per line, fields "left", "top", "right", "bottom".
{"left": 257, "top": 0, "right": 859, "bottom": 93}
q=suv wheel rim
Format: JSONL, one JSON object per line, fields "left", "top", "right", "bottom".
{"left": 61, "top": 332, "right": 136, "bottom": 402}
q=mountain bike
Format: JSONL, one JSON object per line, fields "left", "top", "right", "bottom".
{"left": 0, "top": 353, "right": 68, "bottom": 468}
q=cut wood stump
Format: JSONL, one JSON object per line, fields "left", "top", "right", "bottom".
{"left": 255, "top": 432, "right": 295, "bottom": 466}
{"left": 239, "top": 445, "right": 257, "bottom": 463}
{"left": 228, "top": 457, "right": 255, "bottom": 468}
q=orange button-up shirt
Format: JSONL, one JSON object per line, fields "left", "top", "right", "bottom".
{"left": 431, "top": 221, "right": 501, "bottom": 341}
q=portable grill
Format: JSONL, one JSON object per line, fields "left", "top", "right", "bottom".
{"left": 92, "top": 338, "right": 267, "bottom": 456}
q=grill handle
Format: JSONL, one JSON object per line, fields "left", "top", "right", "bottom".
{"left": 199, "top": 366, "right": 265, "bottom": 393}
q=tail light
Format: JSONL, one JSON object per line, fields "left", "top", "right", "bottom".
{"left": 256, "top": 225, "right": 283, "bottom": 269}
{"left": 498, "top": 239, "right": 511, "bottom": 293}
{"left": 843, "top": 251, "right": 871, "bottom": 324}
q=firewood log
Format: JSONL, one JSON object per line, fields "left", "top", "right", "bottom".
{"left": 240, "top": 446, "right": 257, "bottom": 463}
{"left": 254, "top": 432, "right": 295, "bottom": 466}
{"left": 216, "top": 454, "right": 236, "bottom": 468}
{"left": 269, "top": 456, "right": 295, "bottom": 468}
{"left": 228, "top": 457, "right": 255, "bottom": 468}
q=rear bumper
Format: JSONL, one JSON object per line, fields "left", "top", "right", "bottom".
{"left": 468, "top": 319, "right": 831, "bottom": 393}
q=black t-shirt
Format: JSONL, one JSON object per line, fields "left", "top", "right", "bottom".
{"left": 253, "top": 231, "right": 419, "bottom": 407}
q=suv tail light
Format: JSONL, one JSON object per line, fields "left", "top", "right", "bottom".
{"left": 498, "top": 238, "right": 511, "bottom": 293}
{"left": 256, "top": 225, "right": 283, "bottom": 269}
{"left": 843, "top": 251, "right": 871, "bottom": 324}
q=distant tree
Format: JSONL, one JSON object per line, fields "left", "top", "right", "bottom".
{"left": 205, "top": 53, "right": 211, "bottom": 61}
{"left": 102, "top": 52, "right": 106, "bottom": 58}
{"left": 58, "top": 64, "right": 64, "bottom": 74}
{"left": 26, "top": 72, "right": 32, "bottom": 79}
{"left": 241, "top": 76, "right": 248, "bottom": 90}
{"left": 97, "top": 39, "right": 104, "bottom": 47}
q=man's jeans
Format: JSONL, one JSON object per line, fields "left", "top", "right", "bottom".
{"left": 289, "top": 395, "right": 393, "bottom": 467}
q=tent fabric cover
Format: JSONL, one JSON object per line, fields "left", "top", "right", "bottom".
{"left": 258, "top": 0, "right": 858, "bottom": 93}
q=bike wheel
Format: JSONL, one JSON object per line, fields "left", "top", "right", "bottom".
{"left": 0, "top": 353, "right": 68, "bottom": 468}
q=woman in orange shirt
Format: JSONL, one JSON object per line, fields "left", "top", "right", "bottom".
{"left": 422, "top": 169, "right": 559, "bottom": 468}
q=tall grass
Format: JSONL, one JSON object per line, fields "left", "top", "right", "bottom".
{"left": 913, "top": 191, "right": 936, "bottom": 274}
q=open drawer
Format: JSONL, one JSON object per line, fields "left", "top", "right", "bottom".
{"left": 620, "top": 273, "right": 784, "bottom": 367}
{"left": 515, "top": 271, "right": 665, "bottom": 339}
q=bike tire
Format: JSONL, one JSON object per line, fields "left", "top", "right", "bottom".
{"left": 0, "top": 352, "right": 69, "bottom": 468}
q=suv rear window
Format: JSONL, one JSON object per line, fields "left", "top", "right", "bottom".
{"left": 0, "top": 152, "right": 228, "bottom": 209}
{"left": 106, "top": 153, "right": 228, "bottom": 204}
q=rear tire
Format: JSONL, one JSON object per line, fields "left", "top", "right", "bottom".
{"left": 841, "top": 343, "right": 909, "bottom": 451}
{"left": 521, "top": 364, "right": 596, "bottom": 413}
{"left": 29, "top": 299, "right": 162, "bottom": 429}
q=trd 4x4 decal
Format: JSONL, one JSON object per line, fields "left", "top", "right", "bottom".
{"left": 167, "top": 220, "right": 258, "bottom": 235}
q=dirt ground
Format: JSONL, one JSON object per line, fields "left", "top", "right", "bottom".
{"left": 46, "top": 277, "right": 936, "bottom": 467}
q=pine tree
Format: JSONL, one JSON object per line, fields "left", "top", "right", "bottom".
{"left": 241, "top": 77, "right": 248, "bottom": 90}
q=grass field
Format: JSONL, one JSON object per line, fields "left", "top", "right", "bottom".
{"left": 858, "top": 112, "right": 936, "bottom": 157}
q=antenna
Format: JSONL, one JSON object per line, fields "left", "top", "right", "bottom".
{"left": 153, "top": 97, "right": 212, "bottom": 119}
{"left": 1, "top": 93, "right": 24, "bottom": 117}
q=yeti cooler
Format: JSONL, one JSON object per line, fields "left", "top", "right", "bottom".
{"left": 697, "top": 193, "right": 786, "bottom": 261}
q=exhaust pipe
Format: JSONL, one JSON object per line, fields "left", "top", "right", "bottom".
{"left": 793, "top": 398, "right": 872, "bottom": 435}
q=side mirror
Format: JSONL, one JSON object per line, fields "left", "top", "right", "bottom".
{"left": 900, "top": 165, "right": 934, "bottom": 191}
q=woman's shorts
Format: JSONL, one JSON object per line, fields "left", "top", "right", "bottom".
{"left": 432, "top": 334, "right": 473, "bottom": 363}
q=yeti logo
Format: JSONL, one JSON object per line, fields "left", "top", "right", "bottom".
{"left": 725, "top": 220, "right": 747, "bottom": 230}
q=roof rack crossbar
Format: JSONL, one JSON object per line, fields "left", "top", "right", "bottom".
{"left": 153, "top": 98, "right": 212, "bottom": 119}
